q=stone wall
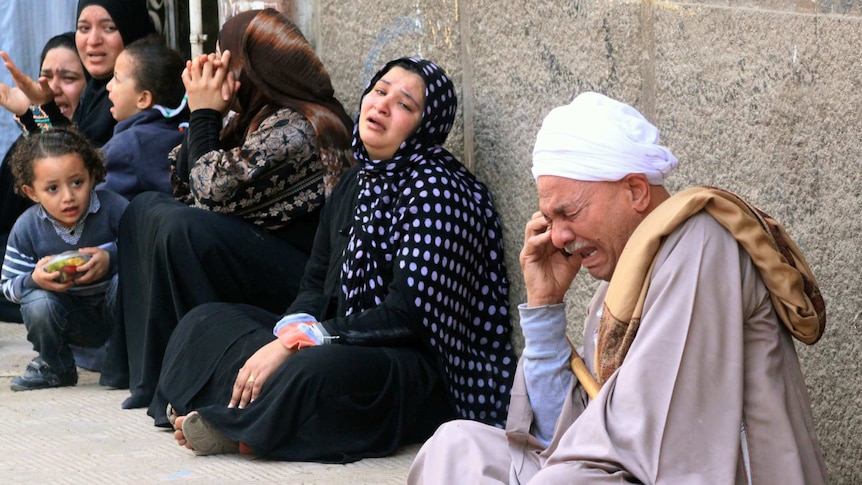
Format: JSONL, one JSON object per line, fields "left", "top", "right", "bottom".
{"left": 315, "top": 0, "right": 861, "bottom": 481}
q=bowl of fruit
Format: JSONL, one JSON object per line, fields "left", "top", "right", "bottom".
{"left": 44, "top": 251, "right": 91, "bottom": 282}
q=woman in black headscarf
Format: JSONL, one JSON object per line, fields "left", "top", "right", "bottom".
{"left": 0, "top": 2, "right": 155, "bottom": 148}
{"left": 0, "top": 2, "right": 154, "bottom": 148}
{"left": 72, "top": 0, "right": 156, "bottom": 146}
{"left": 110, "top": 9, "right": 354, "bottom": 409}
{"left": 158, "top": 57, "right": 517, "bottom": 464}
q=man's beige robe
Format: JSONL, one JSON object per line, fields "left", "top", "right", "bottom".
{"left": 408, "top": 212, "right": 827, "bottom": 484}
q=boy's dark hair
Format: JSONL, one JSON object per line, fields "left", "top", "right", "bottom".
{"left": 10, "top": 127, "right": 106, "bottom": 196}
{"left": 123, "top": 34, "right": 186, "bottom": 108}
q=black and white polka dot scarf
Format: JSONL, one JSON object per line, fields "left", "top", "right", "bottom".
{"left": 342, "top": 58, "right": 516, "bottom": 426}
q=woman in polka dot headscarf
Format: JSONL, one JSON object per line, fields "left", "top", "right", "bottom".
{"left": 153, "top": 57, "right": 517, "bottom": 462}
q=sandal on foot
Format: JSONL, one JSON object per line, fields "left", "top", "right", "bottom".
{"left": 166, "top": 403, "right": 178, "bottom": 429}
{"left": 182, "top": 412, "right": 239, "bottom": 456}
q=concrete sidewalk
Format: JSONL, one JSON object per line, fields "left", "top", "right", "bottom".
{"left": 0, "top": 322, "right": 417, "bottom": 484}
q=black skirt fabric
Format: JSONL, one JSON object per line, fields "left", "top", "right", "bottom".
{"left": 0, "top": 147, "right": 32, "bottom": 323}
{"left": 153, "top": 302, "right": 455, "bottom": 463}
{"left": 104, "top": 192, "right": 315, "bottom": 407}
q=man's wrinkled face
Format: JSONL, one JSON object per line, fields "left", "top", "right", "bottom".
{"left": 537, "top": 175, "right": 642, "bottom": 281}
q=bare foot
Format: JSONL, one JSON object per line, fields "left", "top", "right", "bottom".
{"left": 173, "top": 414, "right": 193, "bottom": 450}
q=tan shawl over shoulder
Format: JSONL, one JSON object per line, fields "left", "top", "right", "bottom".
{"left": 582, "top": 186, "right": 826, "bottom": 388}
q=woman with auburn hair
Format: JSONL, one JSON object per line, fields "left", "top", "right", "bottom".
{"left": 109, "top": 9, "right": 354, "bottom": 409}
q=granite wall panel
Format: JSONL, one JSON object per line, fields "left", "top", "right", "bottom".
{"left": 317, "top": 1, "right": 861, "bottom": 480}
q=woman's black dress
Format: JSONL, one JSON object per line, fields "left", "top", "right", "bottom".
{"left": 104, "top": 191, "right": 319, "bottom": 405}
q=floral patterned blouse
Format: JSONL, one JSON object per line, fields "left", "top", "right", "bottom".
{"left": 170, "top": 107, "right": 327, "bottom": 232}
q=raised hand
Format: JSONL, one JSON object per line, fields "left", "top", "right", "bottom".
{"left": 182, "top": 50, "right": 239, "bottom": 114}
{"left": 0, "top": 81, "right": 31, "bottom": 115}
{"left": 0, "top": 51, "right": 53, "bottom": 108}
{"left": 519, "top": 211, "right": 582, "bottom": 307}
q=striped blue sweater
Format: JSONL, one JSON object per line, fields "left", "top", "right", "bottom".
{"left": 1, "top": 190, "right": 128, "bottom": 303}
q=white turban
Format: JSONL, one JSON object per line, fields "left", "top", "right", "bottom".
{"left": 532, "top": 92, "right": 678, "bottom": 185}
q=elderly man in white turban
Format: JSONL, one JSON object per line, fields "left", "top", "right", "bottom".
{"left": 408, "top": 92, "right": 827, "bottom": 484}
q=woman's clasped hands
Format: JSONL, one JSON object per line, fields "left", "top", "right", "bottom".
{"left": 182, "top": 50, "right": 239, "bottom": 114}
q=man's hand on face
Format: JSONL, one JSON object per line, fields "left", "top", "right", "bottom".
{"left": 520, "top": 211, "right": 581, "bottom": 307}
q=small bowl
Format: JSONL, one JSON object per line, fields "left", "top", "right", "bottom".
{"left": 43, "top": 251, "right": 92, "bottom": 282}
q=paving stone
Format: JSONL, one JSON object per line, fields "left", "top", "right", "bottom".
{"left": 0, "top": 322, "right": 417, "bottom": 483}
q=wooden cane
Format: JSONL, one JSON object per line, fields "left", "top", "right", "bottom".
{"left": 567, "top": 338, "right": 600, "bottom": 400}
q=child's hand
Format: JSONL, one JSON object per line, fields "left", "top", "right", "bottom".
{"left": 70, "top": 247, "right": 110, "bottom": 285}
{"left": 33, "top": 255, "right": 76, "bottom": 292}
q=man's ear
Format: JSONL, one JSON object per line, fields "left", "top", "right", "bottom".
{"left": 21, "top": 185, "right": 39, "bottom": 203}
{"left": 137, "top": 90, "right": 154, "bottom": 110}
{"left": 623, "top": 174, "right": 651, "bottom": 213}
